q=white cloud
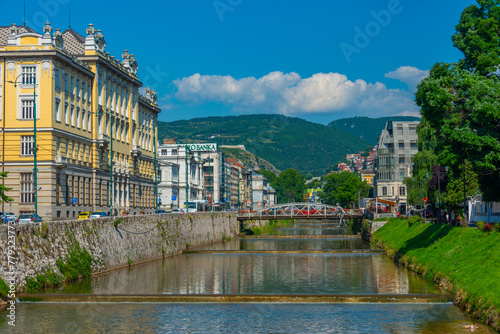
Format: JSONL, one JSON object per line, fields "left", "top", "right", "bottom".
{"left": 173, "top": 70, "right": 422, "bottom": 117}
{"left": 385, "top": 66, "right": 429, "bottom": 92}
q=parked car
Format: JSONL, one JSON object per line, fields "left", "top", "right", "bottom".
{"left": 17, "top": 214, "right": 42, "bottom": 224}
{"left": 78, "top": 211, "right": 91, "bottom": 220}
{"left": 171, "top": 209, "right": 182, "bottom": 213}
{"left": 90, "top": 211, "right": 108, "bottom": 218}
{"left": 156, "top": 209, "right": 167, "bottom": 214}
{"left": 0, "top": 212, "right": 16, "bottom": 223}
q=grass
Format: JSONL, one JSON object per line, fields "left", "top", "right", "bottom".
{"left": 373, "top": 218, "right": 500, "bottom": 329}
{"left": 251, "top": 219, "right": 294, "bottom": 235}
{"left": 0, "top": 277, "right": 9, "bottom": 299}
{"left": 56, "top": 239, "right": 93, "bottom": 281}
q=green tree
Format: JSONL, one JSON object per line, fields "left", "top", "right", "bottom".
{"left": 0, "top": 172, "right": 13, "bottom": 203}
{"left": 404, "top": 150, "right": 437, "bottom": 207}
{"left": 415, "top": 0, "right": 500, "bottom": 201}
{"left": 444, "top": 161, "right": 480, "bottom": 208}
{"left": 321, "top": 172, "right": 369, "bottom": 207}
{"left": 273, "top": 169, "right": 305, "bottom": 203}
{"left": 258, "top": 169, "right": 277, "bottom": 185}
{"left": 306, "top": 178, "right": 323, "bottom": 189}
{"left": 452, "top": 0, "right": 500, "bottom": 76}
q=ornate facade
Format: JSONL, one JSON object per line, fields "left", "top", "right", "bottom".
{"left": 0, "top": 23, "right": 160, "bottom": 219}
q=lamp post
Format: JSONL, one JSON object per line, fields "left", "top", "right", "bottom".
{"left": 154, "top": 129, "right": 158, "bottom": 213}
{"left": 7, "top": 73, "right": 38, "bottom": 217}
{"left": 437, "top": 166, "right": 449, "bottom": 211}
{"left": 463, "top": 163, "right": 467, "bottom": 224}
{"left": 208, "top": 153, "right": 212, "bottom": 212}
{"left": 185, "top": 145, "right": 191, "bottom": 213}
{"left": 110, "top": 114, "right": 114, "bottom": 216}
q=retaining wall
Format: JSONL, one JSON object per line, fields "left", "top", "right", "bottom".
{"left": 0, "top": 212, "right": 238, "bottom": 290}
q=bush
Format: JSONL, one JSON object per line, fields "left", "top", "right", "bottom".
{"left": 408, "top": 215, "right": 420, "bottom": 227}
{"left": 476, "top": 221, "right": 485, "bottom": 231}
{"left": 495, "top": 224, "right": 500, "bottom": 233}
{"left": 484, "top": 223, "right": 494, "bottom": 232}
{"left": 56, "top": 240, "right": 93, "bottom": 280}
{"left": 0, "top": 277, "right": 10, "bottom": 299}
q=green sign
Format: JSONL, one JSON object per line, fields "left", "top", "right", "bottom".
{"left": 184, "top": 143, "right": 217, "bottom": 152}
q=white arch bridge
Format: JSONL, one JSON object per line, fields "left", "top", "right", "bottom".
{"left": 237, "top": 203, "right": 364, "bottom": 222}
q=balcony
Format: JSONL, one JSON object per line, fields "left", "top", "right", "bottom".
{"left": 131, "top": 145, "right": 141, "bottom": 158}
{"left": 97, "top": 133, "right": 109, "bottom": 149}
{"left": 55, "top": 155, "right": 68, "bottom": 167}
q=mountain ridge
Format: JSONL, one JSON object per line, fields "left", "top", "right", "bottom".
{"left": 158, "top": 114, "right": 370, "bottom": 174}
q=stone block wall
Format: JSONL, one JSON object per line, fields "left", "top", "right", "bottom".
{"left": 0, "top": 212, "right": 238, "bottom": 290}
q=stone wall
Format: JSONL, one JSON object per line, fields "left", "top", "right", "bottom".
{"left": 0, "top": 212, "right": 238, "bottom": 290}
{"left": 371, "top": 221, "right": 388, "bottom": 234}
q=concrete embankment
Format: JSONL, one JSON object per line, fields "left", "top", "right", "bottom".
{"left": 372, "top": 218, "right": 500, "bottom": 331}
{"left": 0, "top": 212, "right": 238, "bottom": 292}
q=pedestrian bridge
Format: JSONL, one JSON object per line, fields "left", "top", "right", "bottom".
{"left": 237, "top": 203, "right": 364, "bottom": 221}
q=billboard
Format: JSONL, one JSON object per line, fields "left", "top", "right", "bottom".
{"left": 184, "top": 143, "right": 217, "bottom": 152}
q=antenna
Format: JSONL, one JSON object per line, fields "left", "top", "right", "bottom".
{"left": 69, "top": 9, "right": 71, "bottom": 28}
{"left": 23, "top": 1, "right": 26, "bottom": 26}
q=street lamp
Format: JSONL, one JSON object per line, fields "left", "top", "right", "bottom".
{"left": 437, "top": 166, "right": 449, "bottom": 211}
{"left": 7, "top": 74, "right": 38, "bottom": 217}
{"left": 185, "top": 146, "right": 192, "bottom": 213}
{"left": 154, "top": 129, "right": 158, "bottom": 213}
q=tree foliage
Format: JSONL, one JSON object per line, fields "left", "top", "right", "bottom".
{"left": 320, "top": 172, "right": 370, "bottom": 207}
{"left": 273, "top": 169, "right": 306, "bottom": 203}
{"left": 415, "top": 0, "right": 500, "bottom": 201}
{"left": 0, "top": 172, "right": 13, "bottom": 203}
{"left": 444, "top": 160, "right": 480, "bottom": 207}
{"left": 258, "top": 169, "right": 277, "bottom": 185}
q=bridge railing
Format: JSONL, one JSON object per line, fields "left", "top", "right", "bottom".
{"left": 237, "top": 203, "right": 364, "bottom": 220}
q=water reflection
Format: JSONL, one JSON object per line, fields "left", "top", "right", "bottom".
{"left": 48, "top": 252, "right": 439, "bottom": 295}
{"left": 0, "top": 303, "right": 494, "bottom": 334}
{"left": 275, "top": 227, "right": 349, "bottom": 236}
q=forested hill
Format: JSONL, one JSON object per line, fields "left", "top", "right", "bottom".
{"left": 328, "top": 116, "right": 421, "bottom": 145}
{"left": 158, "top": 114, "right": 370, "bottom": 174}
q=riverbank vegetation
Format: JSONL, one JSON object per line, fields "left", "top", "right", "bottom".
{"left": 251, "top": 220, "right": 293, "bottom": 235}
{"left": 373, "top": 218, "right": 500, "bottom": 330}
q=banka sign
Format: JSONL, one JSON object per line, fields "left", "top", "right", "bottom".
{"left": 184, "top": 143, "right": 218, "bottom": 152}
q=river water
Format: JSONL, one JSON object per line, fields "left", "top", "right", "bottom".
{"left": 0, "top": 220, "right": 494, "bottom": 333}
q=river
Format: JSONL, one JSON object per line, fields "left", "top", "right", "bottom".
{"left": 0, "top": 219, "right": 494, "bottom": 333}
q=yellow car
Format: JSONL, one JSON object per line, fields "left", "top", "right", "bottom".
{"left": 78, "top": 211, "right": 91, "bottom": 220}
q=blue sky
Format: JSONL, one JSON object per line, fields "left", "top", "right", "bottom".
{"left": 3, "top": 0, "right": 476, "bottom": 124}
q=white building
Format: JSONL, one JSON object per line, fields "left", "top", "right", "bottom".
{"left": 157, "top": 143, "right": 204, "bottom": 210}
{"left": 252, "top": 173, "right": 275, "bottom": 210}
{"left": 157, "top": 160, "right": 180, "bottom": 210}
{"left": 468, "top": 196, "right": 500, "bottom": 223}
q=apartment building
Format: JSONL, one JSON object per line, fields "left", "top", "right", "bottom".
{"left": 374, "top": 120, "right": 419, "bottom": 211}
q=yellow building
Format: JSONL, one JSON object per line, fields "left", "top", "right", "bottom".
{"left": 361, "top": 172, "right": 375, "bottom": 186}
{"left": 0, "top": 23, "right": 160, "bottom": 220}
